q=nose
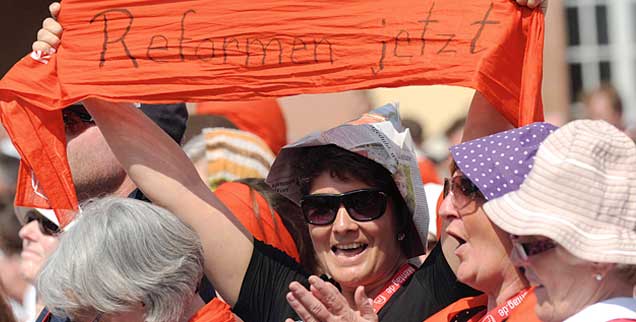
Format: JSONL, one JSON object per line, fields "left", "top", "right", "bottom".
{"left": 438, "top": 194, "right": 459, "bottom": 220}
{"left": 331, "top": 205, "right": 358, "bottom": 234}
{"left": 18, "top": 221, "right": 41, "bottom": 242}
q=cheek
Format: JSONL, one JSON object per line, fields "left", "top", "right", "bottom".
{"left": 40, "top": 237, "right": 60, "bottom": 257}
{"left": 309, "top": 226, "right": 331, "bottom": 251}
{"left": 370, "top": 214, "right": 402, "bottom": 254}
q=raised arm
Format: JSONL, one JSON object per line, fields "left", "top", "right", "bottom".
{"left": 83, "top": 99, "right": 253, "bottom": 306}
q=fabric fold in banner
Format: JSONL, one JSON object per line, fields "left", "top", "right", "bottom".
{"left": 0, "top": 0, "right": 544, "bottom": 226}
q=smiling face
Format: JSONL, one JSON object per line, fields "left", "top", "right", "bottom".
{"left": 514, "top": 237, "right": 602, "bottom": 322}
{"left": 440, "top": 171, "right": 519, "bottom": 295}
{"left": 308, "top": 171, "right": 406, "bottom": 294}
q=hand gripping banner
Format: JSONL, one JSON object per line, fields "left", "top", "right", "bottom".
{"left": 0, "top": 0, "right": 544, "bottom": 226}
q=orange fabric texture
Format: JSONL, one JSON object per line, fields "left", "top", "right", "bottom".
{"left": 0, "top": 0, "right": 544, "bottom": 225}
{"left": 214, "top": 181, "right": 300, "bottom": 262}
{"left": 188, "top": 298, "right": 235, "bottom": 322}
{"left": 197, "top": 100, "right": 287, "bottom": 154}
{"left": 418, "top": 157, "right": 442, "bottom": 185}
{"left": 424, "top": 294, "right": 488, "bottom": 322}
{"left": 423, "top": 288, "right": 540, "bottom": 322}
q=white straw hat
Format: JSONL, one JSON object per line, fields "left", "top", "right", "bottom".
{"left": 484, "top": 120, "right": 636, "bottom": 264}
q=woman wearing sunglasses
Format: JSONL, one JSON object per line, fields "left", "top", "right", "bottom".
{"left": 13, "top": 207, "right": 62, "bottom": 318}
{"left": 484, "top": 120, "right": 636, "bottom": 322}
{"left": 78, "top": 99, "right": 480, "bottom": 322}
{"left": 426, "top": 122, "right": 557, "bottom": 322}
{"left": 288, "top": 123, "right": 555, "bottom": 322}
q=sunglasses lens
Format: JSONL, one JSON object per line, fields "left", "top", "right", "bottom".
{"left": 25, "top": 211, "right": 60, "bottom": 236}
{"left": 521, "top": 239, "right": 557, "bottom": 257}
{"left": 40, "top": 219, "right": 60, "bottom": 235}
{"left": 443, "top": 178, "right": 451, "bottom": 198}
{"left": 301, "top": 197, "right": 338, "bottom": 225}
{"left": 457, "top": 177, "right": 479, "bottom": 194}
{"left": 344, "top": 190, "right": 387, "bottom": 221}
{"left": 513, "top": 242, "right": 529, "bottom": 262}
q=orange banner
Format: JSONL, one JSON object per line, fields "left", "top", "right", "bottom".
{"left": 0, "top": 0, "right": 544, "bottom": 225}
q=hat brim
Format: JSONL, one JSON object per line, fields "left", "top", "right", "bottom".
{"left": 484, "top": 189, "right": 636, "bottom": 265}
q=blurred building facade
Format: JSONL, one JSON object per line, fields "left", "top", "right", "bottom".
{"left": 564, "top": 0, "right": 636, "bottom": 124}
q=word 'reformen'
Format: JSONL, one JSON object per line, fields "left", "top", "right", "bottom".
{"left": 88, "top": 2, "right": 500, "bottom": 76}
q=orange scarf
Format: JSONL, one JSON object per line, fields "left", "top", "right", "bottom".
{"left": 0, "top": 0, "right": 544, "bottom": 225}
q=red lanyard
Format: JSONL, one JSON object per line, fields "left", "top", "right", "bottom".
{"left": 478, "top": 289, "right": 529, "bottom": 322}
{"left": 372, "top": 263, "right": 416, "bottom": 313}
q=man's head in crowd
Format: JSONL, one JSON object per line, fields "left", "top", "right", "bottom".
{"left": 582, "top": 84, "right": 624, "bottom": 130}
{"left": 64, "top": 105, "right": 128, "bottom": 201}
{"left": 63, "top": 103, "right": 188, "bottom": 201}
{"left": 14, "top": 103, "right": 188, "bottom": 283}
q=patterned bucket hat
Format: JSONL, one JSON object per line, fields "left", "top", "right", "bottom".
{"left": 450, "top": 122, "right": 557, "bottom": 200}
{"left": 484, "top": 120, "right": 636, "bottom": 264}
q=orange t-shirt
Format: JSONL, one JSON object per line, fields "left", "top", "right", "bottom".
{"left": 189, "top": 298, "right": 235, "bottom": 322}
{"left": 214, "top": 181, "right": 300, "bottom": 262}
{"left": 418, "top": 157, "right": 442, "bottom": 185}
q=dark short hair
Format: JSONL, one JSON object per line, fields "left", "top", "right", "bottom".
{"left": 295, "top": 145, "right": 417, "bottom": 256}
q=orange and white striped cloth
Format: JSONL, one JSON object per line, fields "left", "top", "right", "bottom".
{"left": 204, "top": 128, "right": 276, "bottom": 189}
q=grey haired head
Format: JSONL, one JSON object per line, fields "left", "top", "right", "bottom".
{"left": 37, "top": 196, "right": 203, "bottom": 322}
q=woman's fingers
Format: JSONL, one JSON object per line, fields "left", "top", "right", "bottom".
{"left": 49, "top": 2, "right": 61, "bottom": 19}
{"left": 516, "top": 0, "right": 547, "bottom": 12}
{"left": 287, "top": 281, "right": 330, "bottom": 322}
{"left": 308, "top": 276, "right": 350, "bottom": 316}
{"left": 32, "top": 41, "right": 54, "bottom": 53}
{"left": 354, "top": 287, "right": 378, "bottom": 322}
{"left": 43, "top": 17, "right": 63, "bottom": 38}
{"left": 32, "top": 3, "right": 64, "bottom": 53}
{"left": 286, "top": 290, "right": 318, "bottom": 322}
{"left": 526, "top": 0, "right": 544, "bottom": 9}
{"left": 33, "top": 28, "right": 60, "bottom": 48}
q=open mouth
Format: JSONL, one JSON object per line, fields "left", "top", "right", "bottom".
{"left": 446, "top": 231, "right": 467, "bottom": 248}
{"left": 332, "top": 242, "right": 368, "bottom": 256}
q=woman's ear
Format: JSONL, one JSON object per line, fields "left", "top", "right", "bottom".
{"left": 591, "top": 262, "right": 616, "bottom": 280}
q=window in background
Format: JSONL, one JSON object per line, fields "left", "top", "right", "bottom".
{"left": 564, "top": 0, "right": 635, "bottom": 125}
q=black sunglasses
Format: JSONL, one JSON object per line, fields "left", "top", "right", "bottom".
{"left": 300, "top": 189, "right": 388, "bottom": 226}
{"left": 62, "top": 104, "right": 94, "bottom": 125}
{"left": 25, "top": 210, "right": 61, "bottom": 236}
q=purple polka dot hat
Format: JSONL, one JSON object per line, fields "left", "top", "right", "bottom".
{"left": 449, "top": 122, "right": 557, "bottom": 200}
